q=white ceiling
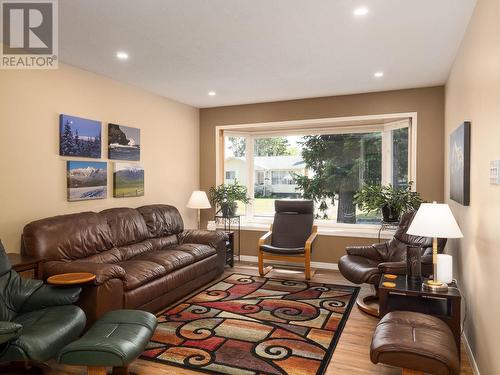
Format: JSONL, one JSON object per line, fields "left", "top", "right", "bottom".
{"left": 59, "top": 0, "right": 476, "bottom": 108}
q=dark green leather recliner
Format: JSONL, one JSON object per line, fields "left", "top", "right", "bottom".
{"left": 0, "top": 241, "right": 86, "bottom": 364}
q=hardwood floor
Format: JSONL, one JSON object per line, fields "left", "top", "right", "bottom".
{"left": 48, "top": 262, "right": 474, "bottom": 375}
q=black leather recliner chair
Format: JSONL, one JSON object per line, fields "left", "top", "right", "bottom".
{"left": 0, "top": 241, "right": 86, "bottom": 365}
{"left": 338, "top": 211, "right": 447, "bottom": 316}
{"left": 258, "top": 200, "right": 318, "bottom": 280}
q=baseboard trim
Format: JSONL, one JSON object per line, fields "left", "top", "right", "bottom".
{"left": 238, "top": 255, "right": 339, "bottom": 270}
{"left": 462, "top": 332, "right": 480, "bottom": 375}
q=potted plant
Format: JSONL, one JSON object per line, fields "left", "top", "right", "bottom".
{"left": 354, "top": 182, "right": 422, "bottom": 222}
{"left": 208, "top": 180, "right": 251, "bottom": 217}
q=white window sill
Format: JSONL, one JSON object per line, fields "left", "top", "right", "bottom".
{"left": 216, "top": 219, "right": 395, "bottom": 239}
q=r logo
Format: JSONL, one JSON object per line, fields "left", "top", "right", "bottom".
{"left": 2, "top": 1, "right": 54, "bottom": 54}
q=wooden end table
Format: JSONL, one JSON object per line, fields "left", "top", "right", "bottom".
{"left": 47, "top": 272, "right": 96, "bottom": 285}
{"left": 379, "top": 274, "right": 462, "bottom": 358}
{"left": 7, "top": 253, "right": 39, "bottom": 279}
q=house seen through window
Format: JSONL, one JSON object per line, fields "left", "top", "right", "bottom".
{"left": 223, "top": 119, "right": 411, "bottom": 224}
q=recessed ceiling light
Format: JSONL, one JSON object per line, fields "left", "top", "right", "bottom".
{"left": 374, "top": 71, "right": 384, "bottom": 78}
{"left": 208, "top": 91, "right": 216, "bottom": 96}
{"left": 116, "top": 51, "right": 129, "bottom": 60}
{"left": 353, "top": 7, "right": 369, "bottom": 16}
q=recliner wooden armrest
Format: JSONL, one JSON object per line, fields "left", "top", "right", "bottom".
{"left": 305, "top": 226, "right": 318, "bottom": 252}
{"left": 258, "top": 225, "right": 273, "bottom": 247}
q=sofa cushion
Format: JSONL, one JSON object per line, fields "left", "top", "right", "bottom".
{"left": 146, "top": 235, "right": 178, "bottom": 251}
{"left": 173, "top": 243, "right": 216, "bottom": 262}
{"left": 81, "top": 247, "right": 124, "bottom": 264}
{"left": 117, "top": 241, "right": 154, "bottom": 261}
{"left": 124, "top": 254, "right": 218, "bottom": 309}
{"left": 100, "top": 208, "right": 149, "bottom": 246}
{"left": 137, "top": 205, "right": 184, "bottom": 238}
{"left": 132, "top": 250, "right": 194, "bottom": 273}
{"left": 118, "top": 260, "right": 166, "bottom": 290}
{"left": 23, "top": 212, "right": 114, "bottom": 261}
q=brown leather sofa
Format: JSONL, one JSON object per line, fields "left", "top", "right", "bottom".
{"left": 22, "top": 205, "right": 227, "bottom": 326}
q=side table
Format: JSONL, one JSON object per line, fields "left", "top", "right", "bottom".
{"left": 379, "top": 274, "right": 462, "bottom": 358}
{"left": 225, "top": 231, "right": 235, "bottom": 267}
{"left": 47, "top": 272, "right": 96, "bottom": 285}
{"left": 7, "top": 253, "right": 39, "bottom": 279}
{"left": 215, "top": 215, "right": 241, "bottom": 263}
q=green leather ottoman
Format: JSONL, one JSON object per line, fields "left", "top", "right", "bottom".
{"left": 58, "top": 309, "right": 157, "bottom": 375}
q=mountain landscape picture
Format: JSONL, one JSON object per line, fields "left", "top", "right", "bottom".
{"left": 113, "top": 163, "right": 144, "bottom": 198}
{"left": 108, "top": 124, "right": 141, "bottom": 161}
{"left": 60, "top": 114, "right": 102, "bottom": 158}
{"left": 67, "top": 161, "right": 107, "bottom": 201}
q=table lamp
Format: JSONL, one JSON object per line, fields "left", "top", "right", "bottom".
{"left": 187, "top": 191, "right": 211, "bottom": 229}
{"left": 406, "top": 201, "right": 463, "bottom": 292}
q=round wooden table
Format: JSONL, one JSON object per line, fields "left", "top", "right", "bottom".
{"left": 47, "top": 272, "right": 96, "bottom": 285}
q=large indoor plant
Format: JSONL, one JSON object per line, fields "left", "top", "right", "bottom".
{"left": 208, "top": 180, "right": 250, "bottom": 217}
{"left": 354, "top": 182, "right": 422, "bottom": 222}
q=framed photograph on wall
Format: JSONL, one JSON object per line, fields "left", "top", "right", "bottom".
{"left": 113, "top": 162, "right": 144, "bottom": 198}
{"left": 450, "top": 121, "right": 471, "bottom": 206}
{"left": 60, "top": 114, "right": 102, "bottom": 158}
{"left": 108, "top": 124, "right": 141, "bottom": 161}
{"left": 67, "top": 161, "right": 107, "bottom": 201}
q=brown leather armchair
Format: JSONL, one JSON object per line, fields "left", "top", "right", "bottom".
{"left": 338, "top": 211, "right": 447, "bottom": 316}
{"left": 258, "top": 200, "right": 318, "bottom": 280}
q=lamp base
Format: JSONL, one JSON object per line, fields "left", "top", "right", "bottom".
{"left": 422, "top": 279, "right": 448, "bottom": 292}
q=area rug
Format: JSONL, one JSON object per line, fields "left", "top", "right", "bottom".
{"left": 141, "top": 273, "right": 359, "bottom": 375}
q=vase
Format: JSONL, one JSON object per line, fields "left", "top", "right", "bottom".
{"left": 382, "top": 204, "right": 400, "bottom": 222}
{"left": 221, "top": 202, "right": 237, "bottom": 217}
{"left": 406, "top": 245, "right": 422, "bottom": 282}
{"left": 207, "top": 221, "right": 216, "bottom": 231}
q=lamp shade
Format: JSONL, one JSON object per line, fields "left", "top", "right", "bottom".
{"left": 407, "top": 202, "right": 463, "bottom": 238}
{"left": 187, "top": 191, "right": 211, "bottom": 209}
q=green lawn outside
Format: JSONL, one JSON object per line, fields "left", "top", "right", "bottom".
{"left": 245, "top": 198, "right": 380, "bottom": 222}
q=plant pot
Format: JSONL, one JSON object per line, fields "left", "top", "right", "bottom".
{"left": 220, "top": 202, "right": 237, "bottom": 217}
{"left": 381, "top": 204, "right": 400, "bottom": 223}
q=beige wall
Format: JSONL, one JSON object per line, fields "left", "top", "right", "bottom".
{"left": 445, "top": 0, "right": 500, "bottom": 373}
{"left": 0, "top": 64, "right": 200, "bottom": 253}
{"left": 237, "top": 230, "right": 379, "bottom": 263}
{"left": 200, "top": 86, "right": 445, "bottom": 263}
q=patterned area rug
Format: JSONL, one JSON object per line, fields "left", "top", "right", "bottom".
{"left": 141, "top": 273, "right": 359, "bottom": 375}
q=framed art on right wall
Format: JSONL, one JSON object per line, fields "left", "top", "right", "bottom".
{"left": 450, "top": 121, "right": 471, "bottom": 206}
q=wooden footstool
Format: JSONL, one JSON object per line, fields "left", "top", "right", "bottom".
{"left": 58, "top": 309, "right": 157, "bottom": 375}
{"left": 370, "top": 311, "right": 460, "bottom": 375}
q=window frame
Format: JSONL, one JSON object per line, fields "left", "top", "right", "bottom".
{"left": 215, "top": 113, "right": 417, "bottom": 233}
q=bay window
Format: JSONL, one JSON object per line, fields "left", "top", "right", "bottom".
{"left": 220, "top": 116, "right": 415, "bottom": 227}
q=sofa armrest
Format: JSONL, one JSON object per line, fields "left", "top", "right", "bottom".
{"left": 378, "top": 261, "right": 407, "bottom": 275}
{"left": 346, "top": 243, "right": 385, "bottom": 261}
{"left": 0, "top": 321, "right": 22, "bottom": 344}
{"left": 20, "top": 285, "right": 82, "bottom": 313}
{"left": 43, "top": 261, "right": 126, "bottom": 286}
{"left": 179, "top": 230, "right": 228, "bottom": 273}
{"left": 178, "top": 230, "right": 228, "bottom": 252}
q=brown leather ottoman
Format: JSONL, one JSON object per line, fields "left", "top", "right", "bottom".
{"left": 370, "top": 311, "right": 460, "bottom": 375}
